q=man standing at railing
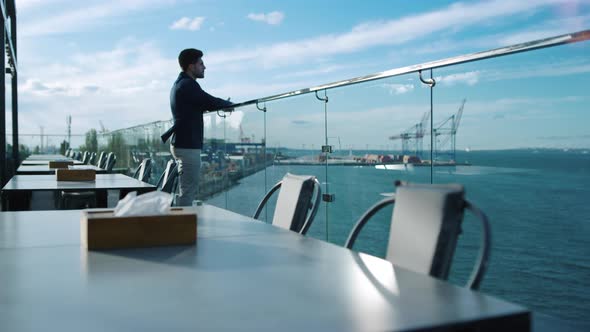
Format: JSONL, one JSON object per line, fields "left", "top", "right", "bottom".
{"left": 162, "top": 48, "right": 233, "bottom": 206}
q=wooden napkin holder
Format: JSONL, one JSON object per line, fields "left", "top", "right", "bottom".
{"left": 56, "top": 169, "right": 96, "bottom": 181}
{"left": 49, "top": 160, "right": 74, "bottom": 168}
{"left": 81, "top": 208, "right": 197, "bottom": 250}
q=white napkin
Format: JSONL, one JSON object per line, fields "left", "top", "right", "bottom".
{"left": 113, "top": 191, "right": 173, "bottom": 217}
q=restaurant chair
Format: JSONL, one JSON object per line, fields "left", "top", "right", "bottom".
{"left": 60, "top": 152, "right": 115, "bottom": 208}
{"left": 156, "top": 160, "right": 179, "bottom": 194}
{"left": 95, "top": 151, "right": 107, "bottom": 168}
{"left": 59, "top": 191, "right": 97, "bottom": 209}
{"left": 81, "top": 151, "right": 90, "bottom": 164}
{"left": 253, "top": 173, "right": 321, "bottom": 235}
{"left": 344, "top": 181, "right": 491, "bottom": 290}
{"left": 132, "top": 158, "right": 153, "bottom": 183}
{"left": 86, "top": 152, "right": 97, "bottom": 165}
{"left": 104, "top": 152, "right": 117, "bottom": 172}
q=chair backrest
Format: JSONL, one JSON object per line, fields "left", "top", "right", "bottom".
{"left": 253, "top": 173, "right": 321, "bottom": 235}
{"left": 345, "top": 181, "right": 491, "bottom": 290}
{"left": 81, "top": 151, "right": 89, "bottom": 164}
{"left": 65, "top": 148, "right": 72, "bottom": 158}
{"left": 156, "top": 159, "right": 179, "bottom": 194}
{"left": 105, "top": 153, "right": 116, "bottom": 172}
{"left": 96, "top": 151, "right": 107, "bottom": 168}
{"left": 87, "top": 152, "right": 96, "bottom": 165}
{"left": 132, "top": 158, "right": 153, "bottom": 183}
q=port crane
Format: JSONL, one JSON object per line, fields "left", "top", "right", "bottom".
{"left": 389, "top": 111, "right": 429, "bottom": 157}
{"left": 433, "top": 99, "right": 466, "bottom": 161}
{"left": 388, "top": 99, "right": 466, "bottom": 161}
{"left": 99, "top": 121, "right": 109, "bottom": 134}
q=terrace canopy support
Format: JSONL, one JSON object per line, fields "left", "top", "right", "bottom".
{"left": 1, "top": 0, "right": 18, "bottom": 187}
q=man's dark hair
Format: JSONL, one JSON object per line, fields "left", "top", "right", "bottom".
{"left": 178, "top": 48, "right": 203, "bottom": 71}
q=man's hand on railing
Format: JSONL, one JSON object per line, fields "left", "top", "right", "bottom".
{"left": 225, "top": 97, "right": 235, "bottom": 112}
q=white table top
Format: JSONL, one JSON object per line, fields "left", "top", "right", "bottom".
{"left": 2, "top": 174, "right": 155, "bottom": 191}
{"left": 0, "top": 205, "right": 530, "bottom": 331}
{"left": 21, "top": 160, "right": 85, "bottom": 166}
{"left": 16, "top": 165, "right": 107, "bottom": 175}
{"left": 25, "top": 154, "right": 70, "bottom": 160}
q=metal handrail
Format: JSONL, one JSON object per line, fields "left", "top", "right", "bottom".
{"left": 222, "top": 29, "right": 590, "bottom": 111}
{"left": 101, "top": 29, "right": 590, "bottom": 136}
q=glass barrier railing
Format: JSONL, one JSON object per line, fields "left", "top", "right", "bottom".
{"left": 8, "top": 30, "right": 589, "bottom": 327}
{"left": 433, "top": 44, "right": 590, "bottom": 324}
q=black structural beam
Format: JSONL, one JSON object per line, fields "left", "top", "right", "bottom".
{"left": 1, "top": 0, "right": 6, "bottom": 187}
{"left": 0, "top": 0, "right": 17, "bottom": 187}
{"left": 8, "top": 0, "right": 17, "bottom": 166}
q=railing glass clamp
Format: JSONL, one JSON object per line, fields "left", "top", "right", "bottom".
{"left": 322, "top": 194, "right": 335, "bottom": 203}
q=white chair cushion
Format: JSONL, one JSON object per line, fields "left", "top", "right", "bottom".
{"left": 387, "top": 184, "right": 464, "bottom": 278}
{"left": 272, "top": 173, "right": 315, "bottom": 231}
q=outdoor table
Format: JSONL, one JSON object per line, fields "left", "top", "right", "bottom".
{"left": 25, "top": 154, "right": 69, "bottom": 160}
{"left": 21, "top": 159, "right": 85, "bottom": 166}
{"left": 16, "top": 165, "right": 107, "bottom": 175}
{"left": 0, "top": 205, "right": 530, "bottom": 331}
{"left": 0, "top": 174, "right": 155, "bottom": 211}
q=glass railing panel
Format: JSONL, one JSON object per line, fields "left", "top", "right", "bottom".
{"left": 8, "top": 133, "right": 84, "bottom": 156}
{"left": 94, "top": 121, "right": 174, "bottom": 182}
{"left": 203, "top": 104, "right": 270, "bottom": 215}
{"left": 251, "top": 94, "right": 331, "bottom": 237}
{"left": 319, "top": 73, "right": 436, "bottom": 247}
{"left": 198, "top": 110, "right": 231, "bottom": 205}
{"left": 98, "top": 128, "right": 134, "bottom": 175}
{"left": 432, "top": 42, "right": 590, "bottom": 327}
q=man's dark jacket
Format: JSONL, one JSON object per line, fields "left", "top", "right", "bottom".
{"left": 161, "top": 72, "right": 232, "bottom": 149}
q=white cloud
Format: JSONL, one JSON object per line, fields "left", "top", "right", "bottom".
{"left": 396, "top": 12, "right": 590, "bottom": 59}
{"left": 170, "top": 17, "right": 206, "bottom": 31}
{"left": 382, "top": 83, "right": 415, "bottom": 94}
{"left": 211, "top": 79, "right": 317, "bottom": 100}
{"left": 272, "top": 64, "right": 352, "bottom": 80}
{"left": 499, "top": 12, "right": 590, "bottom": 45}
{"left": 16, "top": 0, "right": 49, "bottom": 11}
{"left": 212, "top": 110, "right": 244, "bottom": 130}
{"left": 212, "top": 0, "right": 573, "bottom": 69}
{"left": 19, "top": 0, "right": 170, "bottom": 37}
{"left": 17, "top": 40, "right": 177, "bottom": 134}
{"left": 490, "top": 59, "right": 590, "bottom": 81}
{"left": 20, "top": 78, "right": 101, "bottom": 97}
{"left": 436, "top": 71, "right": 480, "bottom": 86}
{"left": 247, "top": 11, "right": 285, "bottom": 25}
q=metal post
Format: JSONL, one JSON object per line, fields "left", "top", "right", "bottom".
{"left": 223, "top": 114, "right": 227, "bottom": 209}
{"left": 256, "top": 101, "right": 268, "bottom": 205}
{"left": 315, "top": 90, "right": 330, "bottom": 242}
{"left": 0, "top": 4, "right": 6, "bottom": 187}
{"left": 430, "top": 73, "right": 434, "bottom": 183}
{"left": 419, "top": 70, "right": 436, "bottom": 184}
{"left": 9, "top": 0, "right": 18, "bottom": 166}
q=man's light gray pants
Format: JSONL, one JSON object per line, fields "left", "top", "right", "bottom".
{"left": 170, "top": 146, "right": 201, "bottom": 206}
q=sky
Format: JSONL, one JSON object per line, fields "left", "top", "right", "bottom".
{"left": 7, "top": 0, "right": 590, "bottom": 150}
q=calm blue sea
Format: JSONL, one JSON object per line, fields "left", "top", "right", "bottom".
{"left": 207, "top": 149, "right": 590, "bottom": 327}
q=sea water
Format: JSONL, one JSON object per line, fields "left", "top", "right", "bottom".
{"left": 207, "top": 148, "right": 590, "bottom": 326}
